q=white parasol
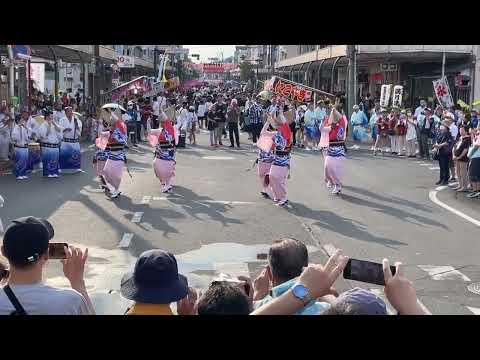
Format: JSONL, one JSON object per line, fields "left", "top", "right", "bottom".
{"left": 101, "top": 103, "right": 126, "bottom": 112}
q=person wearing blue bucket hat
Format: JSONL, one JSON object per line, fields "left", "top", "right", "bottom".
{"left": 120, "top": 249, "right": 195, "bottom": 315}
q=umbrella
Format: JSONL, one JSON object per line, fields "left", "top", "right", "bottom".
{"left": 101, "top": 103, "right": 126, "bottom": 112}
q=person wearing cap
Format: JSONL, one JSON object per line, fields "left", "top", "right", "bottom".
{"left": 433, "top": 120, "right": 453, "bottom": 185}
{"left": 58, "top": 107, "right": 83, "bottom": 174}
{"left": 418, "top": 107, "right": 434, "bottom": 159}
{"left": 36, "top": 108, "right": 63, "bottom": 178}
{"left": 120, "top": 249, "right": 196, "bottom": 315}
{"left": 443, "top": 115, "right": 458, "bottom": 182}
{"left": 321, "top": 287, "right": 388, "bottom": 315}
{"left": 213, "top": 95, "right": 227, "bottom": 146}
{"left": 373, "top": 108, "right": 390, "bottom": 156}
{"left": 0, "top": 217, "right": 94, "bottom": 315}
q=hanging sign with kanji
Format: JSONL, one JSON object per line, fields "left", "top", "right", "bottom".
{"left": 433, "top": 77, "right": 454, "bottom": 108}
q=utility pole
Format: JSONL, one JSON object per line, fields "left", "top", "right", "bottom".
{"left": 441, "top": 52, "right": 446, "bottom": 78}
{"left": 7, "top": 45, "right": 15, "bottom": 116}
{"left": 153, "top": 46, "right": 158, "bottom": 78}
{"left": 346, "top": 45, "right": 356, "bottom": 121}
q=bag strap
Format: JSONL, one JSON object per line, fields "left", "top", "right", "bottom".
{"left": 3, "top": 285, "right": 28, "bottom": 315}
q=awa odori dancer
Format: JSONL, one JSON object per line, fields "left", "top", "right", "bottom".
{"left": 10, "top": 112, "right": 31, "bottom": 180}
{"left": 322, "top": 106, "right": 347, "bottom": 194}
{"left": 37, "top": 108, "right": 63, "bottom": 178}
{"left": 92, "top": 117, "right": 108, "bottom": 181}
{"left": 98, "top": 108, "right": 128, "bottom": 199}
{"left": 268, "top": 112, "right": 293, "bottom": 207}
{"left": 149, "top": 113, "right": 178, "bottom": 193}
{"left": 255, "top": 120, "right": 276, "bottom": 199}
{"left": 59, "top": 106, "right": 83, "bottom": 173}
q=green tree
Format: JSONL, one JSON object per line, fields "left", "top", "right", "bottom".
{"left": 240, "top": 61, "right": 255, "bottom": 82}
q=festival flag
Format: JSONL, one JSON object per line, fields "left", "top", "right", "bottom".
{"left": 433, "top": 77, "right": 454, "bottom": 109}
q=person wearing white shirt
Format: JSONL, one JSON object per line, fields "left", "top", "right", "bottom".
{"left": 37, "top": 109, "right": 63, "bottom": 178}
{"left": 187, "top": 106, "right": 198, "bottom": 145}
{"left": 197, "top": 99, "right": 207, "bottom": 129}
{"left": 414, "top": 99, "right": 427, "bottom": 119}
{"left": 58, "top": 107, "right": 83, "bottom": 173}
{"left": 176, "top": 103, "right": 189, "bottom": 147}
{"left": 10, "top": 116, "right": 31, "bottom": 180}
{"left": 0, "top": 108, "right": 13, "bottom": 161}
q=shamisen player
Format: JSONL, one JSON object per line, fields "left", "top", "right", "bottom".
{"left": 99, "top": 109, "right": 127, "bottom": 199}
{"left": 268, "top": 111, "right": 293, "bottom": 207}
{"left": 153, "top": 113, "right": 177, "bottom": 193}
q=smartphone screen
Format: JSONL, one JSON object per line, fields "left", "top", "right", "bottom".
{"left": 343, "top": 259, "right": 396, "bottom": 286}
{"left": 48, "top": 243, "right": 68, "bottom": 259}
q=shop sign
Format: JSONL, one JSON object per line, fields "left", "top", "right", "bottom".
{"left": 116, "top": 55, "right": 135, "bottom": 68}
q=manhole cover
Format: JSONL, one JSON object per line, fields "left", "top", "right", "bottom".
{"left": 467, "top": 282, "right": 480, "bottom": 295}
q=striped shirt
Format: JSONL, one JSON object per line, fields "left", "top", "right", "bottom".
{"left": 248, "top": 103, "right": 264, "bottom": 125}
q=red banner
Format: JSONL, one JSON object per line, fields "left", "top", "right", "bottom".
{"left": 267, "top": 77, "right": 313, "bottom": 103}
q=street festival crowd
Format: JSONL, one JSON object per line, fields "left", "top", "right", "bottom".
{"left": 0, "top": 82, "right": 478, "bottom": 315}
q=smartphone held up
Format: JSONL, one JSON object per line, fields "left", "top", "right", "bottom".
{"left": 343, "top": 259, "right": 396, "bottom": 286}
{"left": 48, "top": 243, "right": 68, "bottom": 260}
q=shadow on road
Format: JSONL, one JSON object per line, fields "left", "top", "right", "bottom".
{"left": 289, "top": 202, "right": 407, "bottom": 249}
{"left": 342, "top": 185, "right": 433, "bottom": 213}
{"left": 339, "top": 193, "right": 447, "bottom": 230}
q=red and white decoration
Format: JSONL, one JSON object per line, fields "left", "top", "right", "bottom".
{"left": 433, "top": 77, "right": 454, "bottom": 109}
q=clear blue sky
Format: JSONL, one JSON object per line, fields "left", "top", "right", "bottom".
{"left": 184, "top": 45, "right": 236, "bottom": 62}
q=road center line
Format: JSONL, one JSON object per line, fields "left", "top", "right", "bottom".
{"left": 429, "top": 188, "right": 480, "bottom": 227}
{"left": 150, "top": 197, "right": 255, "bottom": 205}
{"left": 131, "top": 212, "right": 144, "bottom": 223}
{"left": 118, "top": 233, "right": 133, "bottom": 249}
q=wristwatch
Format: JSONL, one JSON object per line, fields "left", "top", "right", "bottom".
{"left": 291, "top": 282, "right": 313, "bottom": 306}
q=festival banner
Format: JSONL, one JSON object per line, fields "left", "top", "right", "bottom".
{"left": 433, "top": 77, "right": 454, "bottom": 109}
{"left": 264, "top": 76, "right": 313, "bottom": 103}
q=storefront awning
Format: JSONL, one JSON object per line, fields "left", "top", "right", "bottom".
{"left": 30, "top": 45, "right": 93, "bottom": 64}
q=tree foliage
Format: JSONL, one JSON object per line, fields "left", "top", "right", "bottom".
{"left": 240, "top": 61, "right": 255, "bottom": 82}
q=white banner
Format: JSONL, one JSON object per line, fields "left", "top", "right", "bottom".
{"left": 30, "top": 63, "right": 45, "bottom": 92}
{"left": 116, "top": 55, "right": 135, "bottom": 68}
{"left": 433, "top": 77, "right": 454, "bottom": 109}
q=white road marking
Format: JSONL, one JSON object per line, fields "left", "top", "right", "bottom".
{"left": 118, "top": 233, "right": 133, "bottom": 249}
{"left": 429, "top": 188, "right": 480, "bottom": 227}
{"left": 141, "top": 196, "right": 152, "bottom": 204}
{"left": 429, "top": 167, "right": 440, "bottom": 170}
{"left": 368, "top": 288, "right": 396, "bottom": 315}
{"left": 131, "top": 212, "right": 144, "bottom": 223}
{"left": 466, "top": 306, "right": 480, "bottom": 315}
{"left": 418, "top": 265, "right": 472, "bottom": 282}
{"left": 419, "top": 163, "right": 431, "bottom": 166}
{"left": 202, "top": 156, "right": 235, "bottom": 160}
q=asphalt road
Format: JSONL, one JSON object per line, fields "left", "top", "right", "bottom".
{"left": 1, "top": 130, "right": 479, "bottom": 315}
